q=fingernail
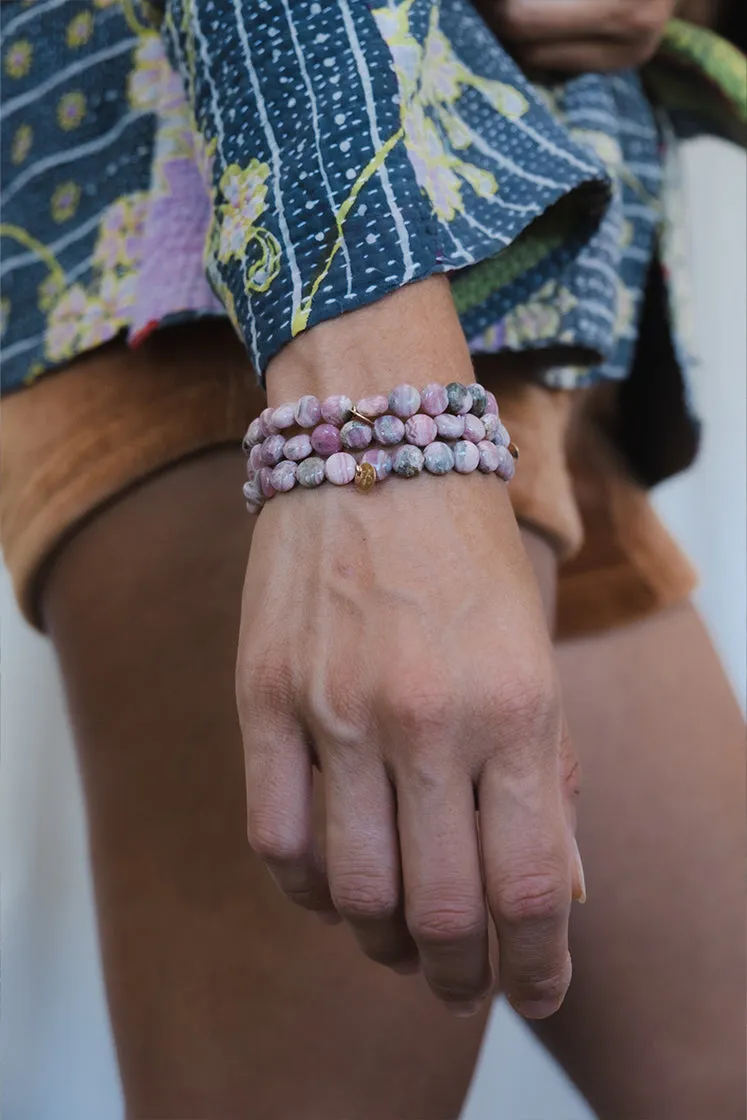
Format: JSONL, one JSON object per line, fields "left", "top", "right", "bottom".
{"left": 448, "top": 999, "right": 485, "bottom": 1018}
{"left": 316, "top": 910, "right": 343, "bottom": 926}
{"left": 571, "top": 836, "right": 587, "bottom": 904}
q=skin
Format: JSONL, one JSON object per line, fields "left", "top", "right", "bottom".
{"left": 477, "top": 0, "right": 678, "bottom": 72}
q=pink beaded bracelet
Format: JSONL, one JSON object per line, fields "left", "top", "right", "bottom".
{"left": 242, "top": 381, "right": 518, "bottom": 514}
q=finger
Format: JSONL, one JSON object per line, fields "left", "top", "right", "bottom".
{"left": 558, "top": 718, "right": 586, "bottom": 904}
{"left": 516, "top": 36, "right": 662, "bottom": 72}
{"left": 324, "top": 758, "right": 419, "bottom": 972}
{"left": 243, "top": 715, "right": 336, "bottom": 918}
{"left": 397, "top": 766, "right": 491, "bottom": 1012}
{"left": 479, "top": 756, "right": 573, "bottom": 1020}
{"left": 495, "top": 0, "right": 670, "bottom": 43}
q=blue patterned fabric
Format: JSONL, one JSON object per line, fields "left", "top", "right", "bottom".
{"left": 0, "top": 1, "right": 742, "bottom": 395}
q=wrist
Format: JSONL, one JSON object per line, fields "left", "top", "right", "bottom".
{"left": 265, "top": 276, "right": 473, "bottom": 406}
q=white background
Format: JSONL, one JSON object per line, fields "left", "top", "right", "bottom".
{"left": 2, "top": 137, "right": 745, "bottom": 1120}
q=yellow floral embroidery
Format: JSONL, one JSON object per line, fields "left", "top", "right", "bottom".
{"left": 51, "top": 181, "right": 81, "bottom": 223}
{"left": 46, "top": 285, "right": 89, "bottom": 360}
{"left": 92, "top": 193, "right": 149, "bottom": 269}
{"left": 0, "top": 298, "right": 10, "bottom": 339}
{"left": 11, "top": 124, "right": 33, "bottom": 165}
{"left": 38, "top": 273, "right": 66, "bottom": 312}
{"left": 66, "top": 11, "right": 94, "bottom": 48}
{"left": 372, "top": 0, "right": 527, "bottom": 222}
{"left": 214, "top": 162, "right": 281, "bottom": 294}
{"left": 5, "top": 40, "right": 33, "bottom": 79}
{"left": 58, "top": 91, "right": 87, "bottom": 130}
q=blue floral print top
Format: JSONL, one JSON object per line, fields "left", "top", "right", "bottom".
{"left": 0, "top": 1, "right": 744, "bottom": 394}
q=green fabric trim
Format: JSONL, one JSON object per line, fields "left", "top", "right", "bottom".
{"left": 650, "top": 18, "right": 747, "bottom": 131}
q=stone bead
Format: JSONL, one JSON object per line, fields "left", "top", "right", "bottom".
{"left": 321, "top": 394, "right": 353, "bottom": 426}
{"left": 249, "top": 442, "right": 264, "bottom": 472}
{"left": 243, "top": 417, "right": 264, "bottom": 450}
{"left": 477, "top": 440, "right": 500, "bottom": 473}
{"left": 434, "top": 413, "right": 465, "bottom": 440}
{"left": 389, "top": 383, "right": 421, "bottom": 419}
{"left": 271, "top": 460, "right": 298, "bottom": 492}
{"left": 272, "top": 402, "right": 296, "bottom": 430}
{"left": 466, "top": 383, "right": 487, "bottom": 417}
{"left": 356, "top": 394, "right": 389, "bottom": 419}
{"left": 296, "top": 456, "right": 326, "bottom": 488}
{"left": 284, "top": 433, "right": 313, "bottom": 461}
{"left": 453, "top": 440, "right": 480, "bottom": 474}
{"left": 493, "top": 422, "right": 511, "bottom": 448}
{"left": 361, "top": 448, "right": 392, "bottom": 481}
{"left": 405, "top": 413, "right": 437, "bottom": 447}
{"left": 484, "top": 391, "right": 499, "bottom": 417}
{"left": 259, "top": 406, "right": 278, "bottom": 437}
{"left": 295, "top": 394, "right": 322, "bottom": 428}
{"left": 392, "top": 445, "right": 424, "bottom": 478}
{"left": 311, "top": 423, "right": 342, "bottom": 456}
{"left": 463, "top": 414, "right": 486, "bottom": 444}
{"left": 258, "top": 467, "right": 276, "bottom": 499}
{"left": 495, "top": 444, "right": 516, "bottom": 481}
{"left": 373, "top": 414, "right": 405, "bottom": 446}
{"left": 341, "top": 419, "right": 373, "bottom": 451}
{"left": 261, "top": 433, "right": 286, "bottom": 467}
{"left": 243, "top": 478, "right": 262, "bottom": 505}
{"left": 325, "top": 451, "right": 357, "bottom": 486}
{"left": 424, "top": 441, "right": 455, "bottom": 475}
{"left": 420, "top": 383, "right": 449, "bottom": 416}
{"left": 446, "top": 382, "right": 473, "bottom": 415}
{"left": 481, "top": 413, "right": 499, "bottom": 440}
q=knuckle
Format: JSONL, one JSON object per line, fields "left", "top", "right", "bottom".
{"left": 333, "top": 873, "right": 399, "bottom": 924}
{"left": 409, "top": 895, "right": 485, "bottom": 947}
{"left": 498, "top": 871, "right": 568, "bottom": 926}
{"left": 492, "top": 660, "right": 561, "bottom": 745}
{"left": 381, "top": 670, "right": 454, "bottom": 740}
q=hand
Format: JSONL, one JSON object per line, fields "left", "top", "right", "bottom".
{"left": 236, "top": 277, "right": 584, "bottom": 1018}
{"left": 478, "top": 0, "right": 677, "bottom": 72}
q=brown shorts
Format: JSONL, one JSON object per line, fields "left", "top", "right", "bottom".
{"left": 0, "top": 322, "right": 696, "bottom": 638}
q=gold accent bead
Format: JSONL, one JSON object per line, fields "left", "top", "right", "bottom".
{"left": 508, "top": 441, "right": 519, "bottom": 461}
{"left": 355, "top": 462, "right": 377, "bottom": 492}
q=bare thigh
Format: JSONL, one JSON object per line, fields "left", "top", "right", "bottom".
{"left": 41, "top": 449, "right": 490, "bottom": 1120}
{"left": 534, "top": 605, "right": 746, "bottom": 1119}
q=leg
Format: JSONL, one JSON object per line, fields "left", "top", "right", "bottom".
{"left": 533, "top": 605, "right": 745, "bottom": 1119}
{"left": 41, "top": 449, "right": 490, "bottom": 1119}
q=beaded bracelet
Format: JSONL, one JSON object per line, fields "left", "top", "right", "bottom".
{"left": 242, "top": 381, "right": 518, "bottom": 513}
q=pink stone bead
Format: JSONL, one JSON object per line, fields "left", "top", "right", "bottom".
{"left": 493, "top": 422, "right": 511, "bottom": 448}
{"left": 495, "top": 445, "right": 516, "bottom": 481}
{"left": 405, "top": 413, "right": 438, "bottom": 447}
{"left": 271, "top": 460, "right": 298, "bottom": 492}
{"left": 271, "top": 402, "right": 296, "bottom": 430}
{"left": 295, "top": 394, "right": 322, "bottom": 428}
{"left": 484, "top": 391, "right": 499, "bottom": 417}
{"left": 423, "top": 441, "right": 455, "bottom": 475}
{"left": 243, "top": 417, "right": 264, "bottom": 449}
{"left": 321, "top": 394, "right": 353, "bottom": 426}
{"left": 249, "top": 443, "right": 264, "bottom": 472}
{"left": 284, "top": 433, "right": 313, "bottom": 461}
{"left": 434, "top": 413, "right": 465, "bottom": 440}
{"left": 311, "top": 423, "right": 342, "bottom": 456}
{"left": 373, "top": 414, "right": 405, "bottom": 446}
{"left": 261, "top": 433, "right": 286, "bottom": 466}
{"left": 481, "top": 413, "right": 499, "bottom": 440}
{"left": 341, "top": 419, "right": 373, "bottom": 450}
{"left": 243, "top": 478, "right": 262, "bottom": 505}
{"left": 477, "top": 440, "right": 500, "bottom": 473}
{"left": 420, "top": 383, "right": 449, "bottom": 416}
{"left": 259, "top": 406, "right": 278, "bottom": 437}
{"left": 258, "top": 467, "right": 276, "bottom": 499}
{"left": 356, "top": 394, "right": 389, "bottom": 419}
{"left": 389, "top": 383, "right": 421, "bottom": 418}
{"left": 453, "top": 440, "right": 480, "bottom": 474}
{"left": 361, "top": 449, "right": 392, "bottom": 481}
{"left": 325, "top": 451, "right": 357, "bottom": 486}
{"left": 463, "top": 414, "right": 486, "bottom": 444}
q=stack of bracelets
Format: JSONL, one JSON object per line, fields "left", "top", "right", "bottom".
{"left": 241, "top": 381, "right": 518, "bottom": 514}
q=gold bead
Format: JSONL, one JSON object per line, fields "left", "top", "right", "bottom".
{"left": 355, "top": 462, "right": 377, "bottom": 492}
{"left": 508, "top": 441, "right": 519, "bottom": 461}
